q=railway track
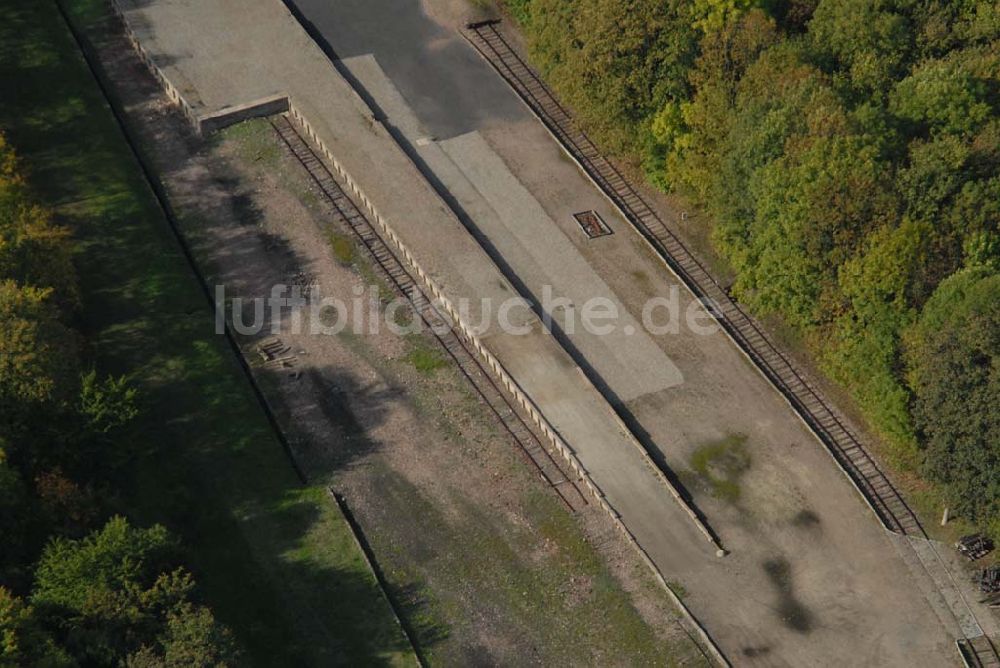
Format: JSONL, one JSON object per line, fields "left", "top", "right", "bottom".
{"left": 270, "top": 114, "right": 588, "bottom": 513}
{"left": 463, "top": 18, "right": 917, "bottom": 535}
{"left": 464, "top": 19, "right": 1000, "bottom": 666}
{"left": 961, "top": 635, "right": 1000, "bottom": 668}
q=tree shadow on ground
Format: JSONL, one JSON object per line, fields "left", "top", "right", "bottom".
{"left": 761, "top": 557, "right": 814, "bottom": 634}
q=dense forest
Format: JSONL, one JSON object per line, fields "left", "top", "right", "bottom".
{"left": 0, "top": 134, "right": 237, "bottom": 665}
{"left": 507, "top": 0, "right": 1000, "bottom": 535}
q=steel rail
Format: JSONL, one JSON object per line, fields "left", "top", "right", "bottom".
{"left": 270, "top": 114, "right": 588, "bottom": 513}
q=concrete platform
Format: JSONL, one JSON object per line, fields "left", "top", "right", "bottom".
{"left": 115, "top": 0, "right": 961, "bottom": 664}
{"left": 114, "top": 0, "right": 718, "bottom": 612}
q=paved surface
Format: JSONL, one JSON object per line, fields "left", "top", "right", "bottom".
{"left": 120, "top": 0, "right": 965, "bottom": 664}
{"left": 330, "top": 35, "right": 963, "bottom": 665}
{"left": 292, "top": 0, "right": 523, "bottom": 137}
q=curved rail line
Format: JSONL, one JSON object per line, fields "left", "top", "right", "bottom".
{"left": 463, "top": 19, "right": 1000, "bottom": 665}
{"left": 270, "top": 114, "right": 589, "bottom": 513}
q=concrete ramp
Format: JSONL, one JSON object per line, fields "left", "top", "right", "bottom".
{"left": 438, "top": 131, "right": 683, "bottom": 401}
{"left": 339, "top": 54, "right": 429, "bottom": 140}
{"left": 338, "top": 53, "right": 683, "bottom": 402}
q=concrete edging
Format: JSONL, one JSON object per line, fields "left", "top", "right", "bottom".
{"left": 107, "top": 0, "right": 199, "bottom": 128}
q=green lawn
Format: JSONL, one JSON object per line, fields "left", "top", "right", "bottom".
{"left": 0, "top": 1, "right": 415, "bottom": 665}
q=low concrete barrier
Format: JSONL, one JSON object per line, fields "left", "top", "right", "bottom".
{"left": 199, "top": 95, "right": 290, "bottom": 134}
{"left": 108, "top": 0, "right": 199, "bottom": 129}
{"left": 328, "top": 488, "right": 426, "bottom": 667}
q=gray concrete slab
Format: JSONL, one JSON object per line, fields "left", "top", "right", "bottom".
{"left": 341, "top": 54, "right": 682, "bottom": 402}
{"left": 293, "top": 0, "right": 525, "bottom": 138}
{"left": 437, "top": 130, "right": 684, "bottom": 401}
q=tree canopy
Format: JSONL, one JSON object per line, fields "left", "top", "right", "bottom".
{"left": 0, "top": 135, "right": 236, "bottom": 666}
{"left": 905, "top": 269, "right": 1000, "bottom": 529}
